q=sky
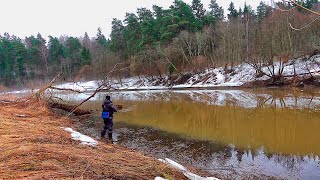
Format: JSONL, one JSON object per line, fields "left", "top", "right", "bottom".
{"left": 0, "top": 0, "right": 275, "bottom": 39}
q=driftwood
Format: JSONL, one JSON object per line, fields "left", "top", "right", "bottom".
{"left": 48, "top": 101, "right": 92, "bottom": 116}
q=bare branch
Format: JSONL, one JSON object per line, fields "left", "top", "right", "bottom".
{"left": 104, "top": 62, "right": 127, "bottom": 80}
{"left": 66, "top": 84, "right": 107, "bottom": 116}
{"left": 288, "top": 16, "right": 320, "bottom": 31}
{"left": 290, "top": 0, "right": 320, "bottom": 16}
{"left": 274, "top": 3, "right": 295, "bottom": 12}
{"left": 35, "top": 73, "right": 60, "bottom": 99}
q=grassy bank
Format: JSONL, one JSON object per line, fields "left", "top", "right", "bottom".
{"left": 0, "top": 95, "right": 186, "bottom": 179}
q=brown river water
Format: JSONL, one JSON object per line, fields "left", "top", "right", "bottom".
{"left": 56, "top": 88, "right": 320, "bottom": 179}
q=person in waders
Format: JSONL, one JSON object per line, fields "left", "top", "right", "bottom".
{"left": 101, "top": 95, "right": 117, "bottom": 141}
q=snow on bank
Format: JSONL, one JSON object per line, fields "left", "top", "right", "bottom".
{"left": 63, "top": 127, "right": 98, "bottom": 146}
{"left": 53, "top": 55, "right": 320, "bottom": 91}
{"left": 4, "top": 55, "right": 320, "bottom": 95}
{"left": 157, "top": 158, "right": 219, "bottom": 180}
{"left": 54, "top": 81, "right": 98, "bottom": 92}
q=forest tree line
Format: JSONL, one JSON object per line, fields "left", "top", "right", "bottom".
{"left": 0, "top": 0, "right": 319, "bottom": 86}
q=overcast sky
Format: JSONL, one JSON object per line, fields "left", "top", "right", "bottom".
{"left": 0, "top": 0, "right": 274, "bottom": 39}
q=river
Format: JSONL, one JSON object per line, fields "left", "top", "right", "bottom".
{"left": 56, "top": 88, "right": 320, "bottom": 179}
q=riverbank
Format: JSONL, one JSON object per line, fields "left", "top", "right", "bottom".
{"left": 52, "top": 54, "right": 319, "bottom": 92}
{"left": 0, "top": 95, "right": 189, "bottom": 179}
{"left": 4, "top": 55, "right": 320, "bottom": 95}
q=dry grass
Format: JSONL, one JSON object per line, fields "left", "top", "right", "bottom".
{"left": 0, "top": 96, "right": 186, "bottom": 179}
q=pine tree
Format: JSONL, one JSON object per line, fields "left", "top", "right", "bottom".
{"left": 191, "top": 0, "right": 206, "bottom": 19}
{"left": 256, "top": 1, "right": 267, "bottom": 22}
{"left": 65, "top": 37, "right": 81, "bottom": 60}
{"left": 305, "top": 0, "right": 319, "bottom": 10}
{"left": 208, "top": 0, "right": 224, "bottom": 21}
{"left": 25, "top": 35, "right": 42, "bottom": 64}
{"left": 110, "top": 18, "right": 124, "bottom": 50}
{"left": 171, "top": 0, "right": 197, "bottom": 31}
{"left": 243, "top": 3, "right": 255, "bottom": 19}
{"left": 202, "top": 14, "right": 216, "bottom": 26}
{"left": 82, "top": 32, "right": 91, "bottom": 49}
{"left": 227, "top": 2, "right": 238, "bottom": 20}
{"left": 137, "top": 8, "right": 153, "bottom": 21}
{"left": 123, "top": 13, "right": 142, "bottom": 56}
{"left": 95, "top": 27, "right": 107, "bottom": 47}
{"left": 238, "top": 7, "right": 243, "bottom": 18}
{"left": 152, "top": 5, "right": 167, "bottom": 42}
{"left": 137, "top": 8, "right": 158, "bottom": 46}
{"left": 81, "top": 47, "right": 91, "bottom": 65}
{"left": 48, "top": 36, "right": 65, "bottom": 64}
{"left": 0, "top": 34, "right": 27, "bottom": 85}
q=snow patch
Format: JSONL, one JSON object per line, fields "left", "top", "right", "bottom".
{"left": 165, "top": 158, "right": 187, "bottom": 171}
{"left": 50, "top": 55, "right": 320, "bottom": 92}
{"left": 64, "top": 127, "right": 98, "bottom": 146}
{"left": 154, "top": 177, "right": 168, "bottom": 180}
{"left": 158, "top": 158, "right": 220, "bottom": 180}
{"left": 54, "top": 81, "right": 98, "bottom": 92}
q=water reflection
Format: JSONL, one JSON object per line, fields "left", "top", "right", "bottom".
{"left": 57, "top": 89, "right": 320, "bottom": 110}
{"left": 113, "top": 125, "right": 320, "bottom": 179}
{"left": 57, "top": 88, "right": 320, "bottom": 179}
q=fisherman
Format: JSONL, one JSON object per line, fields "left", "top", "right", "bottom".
{"left": 101, "top": 95, "right": 117, "bottom": 141}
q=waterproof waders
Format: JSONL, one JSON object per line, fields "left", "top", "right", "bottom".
{"left": 101, "top": 96, "right": 117, "bottom": 141}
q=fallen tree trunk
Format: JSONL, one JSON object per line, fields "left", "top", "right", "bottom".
{"left": 35, "top": 64, "right": 126, "bottom": 116}
{"left": 48, "top": 101, "right": 92, "bottom": 116}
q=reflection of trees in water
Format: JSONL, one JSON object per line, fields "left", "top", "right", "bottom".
{"left": 175, "top": 90, "right": 317, "bottom": 110}
{"left": 241, "top": 148, "right": 305, "bottom": 172}
{"left": 116, "top": 126, "right": 233, "bottom": 165}
{"left": 225, "top": 95, "right": 238, "bottom": 107}
{"left": 272, "top": 154, "right": 303, "bottom": 173}
{"left": 273, "top": 153, "right": 320, "bottom": 173}
{"left": 254, "top": 91, "right": 317, "bottom": 110}
{"left": 256, "top": 95, "right": 269, "bottom": 108}
{"left": 81, "top": 118, "right": 320, "bottom": 179}
{"left": 107, "top": 89, "right": 319, "bottom": 111}
{"left": 223, "top": 147, "right": 318, "bottom": 179}
{"left": 266, "top": 91, "right": 291, "bottom": 109}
